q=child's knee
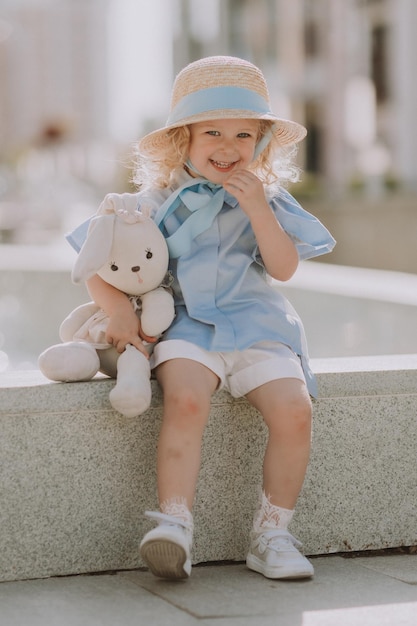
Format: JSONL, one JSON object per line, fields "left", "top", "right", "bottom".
{"left": 268, "top": 392, "right": 312, "bottom": 438}
{"left": 288, "top": 387, "right": 312, "bottom": 421}
{"left": 292, "top": 398, "right": 312, "bottom": 435}
{"left": 164, "top": 385, "right": 210, "bottom": 420}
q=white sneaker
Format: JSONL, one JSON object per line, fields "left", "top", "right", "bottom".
{"left": 139, "top": 511, "right": 193, "bottom": 579}
{"left": 246, "top": 529, "right": 314, "bottom": 579}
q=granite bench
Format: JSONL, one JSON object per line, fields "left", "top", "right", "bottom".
{"left": 1, "top": 354, "right": 416, "bottom": 582}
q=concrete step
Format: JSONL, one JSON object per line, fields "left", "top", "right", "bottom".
{"left": 1, "top": 354, "right": 417, "bottom": 583}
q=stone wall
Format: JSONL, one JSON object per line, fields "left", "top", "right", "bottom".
{"left": 1, "top": 355, "right": 416, "bottom": 582}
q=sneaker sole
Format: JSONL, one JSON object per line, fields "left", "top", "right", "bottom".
{"left": 140, "top": 538, "right": 190, "bottom": 580}
{"left": 246, "top": 554, "right": 314, "bottom": 580}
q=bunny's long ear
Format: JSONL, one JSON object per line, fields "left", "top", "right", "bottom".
{"left": 72, "top": 214, "right": 116, "bottom": 284}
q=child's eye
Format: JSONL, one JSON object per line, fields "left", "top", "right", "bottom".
{"left": 237, "top": 132, "right": 251, "bottom": 138}
{"left": 207, "top": 130, "right": 220, "bottom": 136}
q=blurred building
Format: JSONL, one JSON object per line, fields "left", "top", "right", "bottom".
{"left": 172, "top": 0, "right": 417, "bottom": 193}
{"left": 0, "top": 0, "right": 110, "bottom": 151}
{"left": 0, "top": 0, "right": 118, "bottom": 241}
{"left": 0, "top": 0, "right": 416, "bottom": 244}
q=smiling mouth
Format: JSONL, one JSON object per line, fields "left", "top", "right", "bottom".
{"left": 210, "top": 159, "right": 237, "bottom": 170}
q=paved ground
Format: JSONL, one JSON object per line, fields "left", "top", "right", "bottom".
{"left": 1, "top": 553, "right": 416, "bottom": 625}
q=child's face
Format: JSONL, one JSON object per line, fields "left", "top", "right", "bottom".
{"left": 188, "top": 119, "right": 259, "bottom": 184}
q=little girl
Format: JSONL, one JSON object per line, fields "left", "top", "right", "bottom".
{"left": 85, "top": 56, "right": 335, "bottom": 580}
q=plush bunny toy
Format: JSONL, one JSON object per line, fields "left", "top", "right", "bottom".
{"left": 38, "top": 193, "right": 175, "bottom": 417}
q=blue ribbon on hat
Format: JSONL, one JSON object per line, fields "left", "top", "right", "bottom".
{"left": 168, "top": 86, "right": 273, "bottom": 125}
{"left": 153, "top": 177, "right": 227, "bottom": 258}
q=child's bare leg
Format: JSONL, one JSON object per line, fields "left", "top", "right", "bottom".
{"left": 155, "top": 358, "right": 219, "bottom": 509}
{"left": 245, "top": 377, "right": 314, "bottom": 579}
{"left": 139, "top": 358, "right": 218, "bottom": 579}
{"left": 246, "top": 377, "right": 312, "bottom": 510}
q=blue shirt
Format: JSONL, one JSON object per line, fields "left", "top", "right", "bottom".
{"left": 67, "top": 171, "right": 335, "bottom": 396}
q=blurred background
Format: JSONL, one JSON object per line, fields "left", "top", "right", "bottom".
{"left": 1, "top": 0, "right": 417, "bottom": 370}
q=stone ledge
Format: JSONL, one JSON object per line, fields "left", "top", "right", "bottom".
{"left": 1, "top": 355, "right": 417, "bottom": 582}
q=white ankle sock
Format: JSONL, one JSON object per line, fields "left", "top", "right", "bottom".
{"left": 252, "top": 491, "right": 294, "bottom": 533}
{"left": 160, "top": 496, "right": 194, "bottom": 529}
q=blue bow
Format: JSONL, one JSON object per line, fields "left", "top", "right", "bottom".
{"left": 65, "top": 177, "right": 236, "bottom": 257}
{"left": 154, "top": 178, "right": 236, "bottom": 258}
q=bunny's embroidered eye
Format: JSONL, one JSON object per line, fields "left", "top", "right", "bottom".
{"left": 146, "top": 249, "right": 153, "bottom": 259}
{"left": 110, "top": 262, "right": 118, "bottom": 271}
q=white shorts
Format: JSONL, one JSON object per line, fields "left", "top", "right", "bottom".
{"left": 151, "top": 339, "right": 306, "bottom": 398}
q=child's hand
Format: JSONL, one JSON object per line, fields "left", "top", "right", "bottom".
{"left": 224, "top": 168, "right": 298, "bottom": 281}
{"left": 106, "top": 308, "right": 153, "bottom": 357}
{"left": 86, "top": 274, "right": 156, "bottom": 356}
{"left": 223, "top": 170, "right": 268, "bottom": 217}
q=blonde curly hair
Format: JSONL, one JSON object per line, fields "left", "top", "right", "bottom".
{"left": 132, "top": 120, "right": 300, "bottom": 193}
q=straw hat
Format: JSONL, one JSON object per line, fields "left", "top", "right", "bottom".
{"left": 139, "top": 56, "right": 307, "bottom": 155}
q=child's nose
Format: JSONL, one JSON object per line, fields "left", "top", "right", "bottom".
{"left": 220, "top": 136, "right": 236, "bottom": 151}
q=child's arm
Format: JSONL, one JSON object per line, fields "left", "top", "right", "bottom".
{"left": 223, "top": 170, "right": 298, "bottom": 281}
{"left": 86, "top": 274, "right": 154, "bottom": 356}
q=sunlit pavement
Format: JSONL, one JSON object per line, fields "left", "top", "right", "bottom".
{"left": 1, "top": 553, "right": 416, "bottom": 625}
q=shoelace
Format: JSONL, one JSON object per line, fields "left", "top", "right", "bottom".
{"left": 144, "top": 510, "right": 194, "bottom": 533}
{"left": 258, "top": 530, "right": 302, "bottom": 552}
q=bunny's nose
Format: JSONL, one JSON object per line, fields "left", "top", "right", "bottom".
{"left": 131, "top": 266, "right": 140, "bottom": 273}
